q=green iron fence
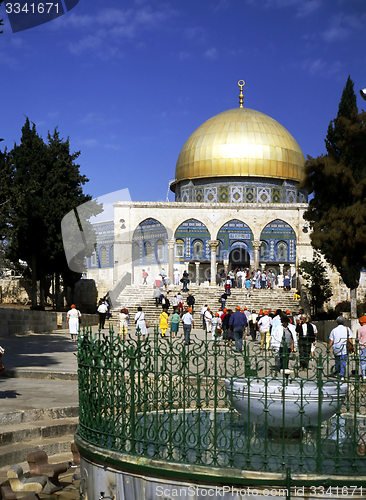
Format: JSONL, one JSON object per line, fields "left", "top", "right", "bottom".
{"left": 77, "top": 325, "right": 366, "bottom": 488}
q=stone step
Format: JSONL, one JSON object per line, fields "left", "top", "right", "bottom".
{"left": 0, "top": 418, "right": 78, "bottom": 450}
{"left": 0, "top": 407, "right": 79, "bottom": 470}
{"left": 109, "top": 285, "right": 300, "bottom": 327}
{"left": 0, "top": 434, "right": 76, "bottom": 469}
{"left": 0, "top": 407, "right": 79, "bottom": 427}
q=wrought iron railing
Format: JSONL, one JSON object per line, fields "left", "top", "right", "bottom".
{"left": 77, "top": 326, "right": 366, "bottom": 482}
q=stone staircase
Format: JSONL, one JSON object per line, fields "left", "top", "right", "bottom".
{"left": 0, "top": 407, "right": 78, "bottom": 471}
{"left": 109, "top": 284, "right": 301, "bottom": 328}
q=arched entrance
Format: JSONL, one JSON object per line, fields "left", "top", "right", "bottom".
{"left": 229, "top": 246, "right": 250, "bottom": 269}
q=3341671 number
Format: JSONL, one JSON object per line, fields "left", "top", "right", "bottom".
{"left": 5, "top": 3, "right": 59, "bottom": 14}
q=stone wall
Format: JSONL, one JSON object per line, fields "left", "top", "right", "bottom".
{"left": 0, "top": 307, "right": 99, "bottom": 337}
{"left": 0, "top": 278, "right": 30, "bottom": 304}
{"left": 313, "top": 318, "right": 351, "bottom": 343}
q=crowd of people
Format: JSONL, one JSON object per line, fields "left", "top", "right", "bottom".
{"left": 218, "top": 268, "right": 294, "bottom": 292}
{"left": 64, "top": 275, "right": 366, "bottom": 382}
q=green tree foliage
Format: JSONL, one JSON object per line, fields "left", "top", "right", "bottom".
{"left": 302, "top": 77, "right": 366, "bottom": 292}
{"left": 5, "top": 118, "right": 101, "bottom": 308}
{"left": 298, "top": 253, "right": 333, "bottom": 317}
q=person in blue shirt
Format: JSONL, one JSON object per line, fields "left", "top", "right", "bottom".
{"left": 228, "top": 306, "right": 248, "bottom": 352}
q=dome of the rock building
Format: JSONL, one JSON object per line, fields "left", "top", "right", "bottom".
{"left": 171, "top": 104, "right": 306, "bottom": 204}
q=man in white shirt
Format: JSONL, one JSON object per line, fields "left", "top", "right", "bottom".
{"left": 182, "top": 308, "right": 194, "bottom": 345}
{"left": 271, "top": 316, "right": 297, "bottom": 371}
{"left": 200, "top": 304, "right": 208, "bottom": 329}
{"left": 258, "top": 311, "right": 272, "bottom": 350}
{"left": 204, "top": 307, "right": 213, "bottom": 334}
{"left": 329, "top": 316, "right": 353, "bottom": 379}
{"left": 97, "top": 301, "right": 108, "bottom": 329}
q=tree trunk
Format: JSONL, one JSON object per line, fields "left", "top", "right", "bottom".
{"left": 350, "top": 287, "right": 358, "bottom": 333}
{"left": 39, "top": 275, "right": 45, "bottom": 310}
{"left": 55, "top": 273, "right": 62, "bottom": 309}
{"left": 31, "top": 254, "right": 37, "bottom": 308}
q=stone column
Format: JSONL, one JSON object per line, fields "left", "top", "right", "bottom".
{"left": 195, "top": 262, "right": 200, "bottom": 286}
{"left": 253, "top": 240, "right": 261, "bottom": 271}
{"left": 168, "top": 240, "right": 175, "bottom": 283}
{"left": 260, "top": 263, "right": 266, "bottom": 272}
{"left": 279, "top": 263, "right": 284, "bottom": 274}
{"left": 208, "top": 240, "right": 219, "bottom": 286}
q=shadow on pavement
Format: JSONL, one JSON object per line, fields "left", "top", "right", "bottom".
{"left": 0, "top": 333, "right": 77, "bottom": 372}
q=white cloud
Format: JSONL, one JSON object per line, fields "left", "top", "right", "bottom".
{"left": 104, "top": 143, "right": 122, "bottom": 151}
{"left": 322, "top": 13, "right": 365, "bottom": 42}
{"left": 178, "top": 51, "right": 192, "bottom": 60}
{"left": 245, "top": 0, "right": 322, "bottom": 17}
{"left": 69, "top": 34, "right": 103, "bottom": 55}
{"left": 203, "top": 47, "right": 218, "bottom": 60}
{"left": 77, "top": 138, "right": 99, "bottom": 148}
{"left": 184, "top": 26, "right": 206, "bottom": 43}
{"left": 0, "top": 52, "right": 19, "bottom": 69}
{"left": 54, "top": 4, "right": 179, "bottom": 57}
{"left": 78, "top": 113, "right": 122, "bottom": 127}
{"left": 300, "top": 57, "right": 342, "bottom": 77}
{"left": 296, "top": 0, "right": 322, "bottom": 17}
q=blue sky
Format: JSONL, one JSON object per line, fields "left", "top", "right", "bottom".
{"left": 1, "top": 0, "right": 366, "bottom": 204}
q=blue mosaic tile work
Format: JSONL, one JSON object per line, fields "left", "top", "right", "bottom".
{"left": 175, "top": 179, "right": 307, "bottom": 204}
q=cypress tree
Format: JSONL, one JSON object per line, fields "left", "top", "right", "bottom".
{"left": 302, "top": 77, "right": 366, "bottom": 328}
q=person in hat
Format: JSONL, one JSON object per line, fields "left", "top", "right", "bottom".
{"left": 66, "top": 304, "right": 81, "bottom": 341}
{"left": 211, "top": 312, "right": 222, "bottom": 342}
{"left": 204, "top": 307, "right": 213, "bottom": 334}
{"left": 258, "top": 310, "right": 272, "bottom": 351}
{"left": 228, "top": 306, "right": 248, "bottom": 352}
{"left": 358, "top": 316, "right": 366, "bottom": 380}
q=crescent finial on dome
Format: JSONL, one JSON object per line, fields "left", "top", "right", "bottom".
{"left": 238, "top": 80, "right": 245, "bottom": 108}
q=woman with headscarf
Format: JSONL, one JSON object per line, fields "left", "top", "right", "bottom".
{"left": 66, "top": 304, "right": 81, "bottom": 342}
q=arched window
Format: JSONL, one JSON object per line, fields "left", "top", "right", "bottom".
{"left": 175, "top": 238, "right": 185, "bottom": 258}
{"left": 100, "top": 247, "right": 107, "bottom": 267}
{"left": 156, "top": 239, "right": 165, "bottom": 262}
{"left": 193, "top": 240, "right": 204, "bottom": 259}
{"left": 144, "top": 241, "right": 152, "bottom": 262}
{"left": 133, "top": 243, "right": 140, "bottom": 263}
{"left": 277, "top": 241, "right": 288, "bottom": 261}
{"left": 259, "top": 241, "right": 269, "bottom": 260}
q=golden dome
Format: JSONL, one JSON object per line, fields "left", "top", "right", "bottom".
{"left": 173, "top": 108, "right": 305, "bottom": 188}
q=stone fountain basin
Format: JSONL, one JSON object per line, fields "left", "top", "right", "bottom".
{"left": 225, "top": 377, "right": 348, "bottom": 429}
